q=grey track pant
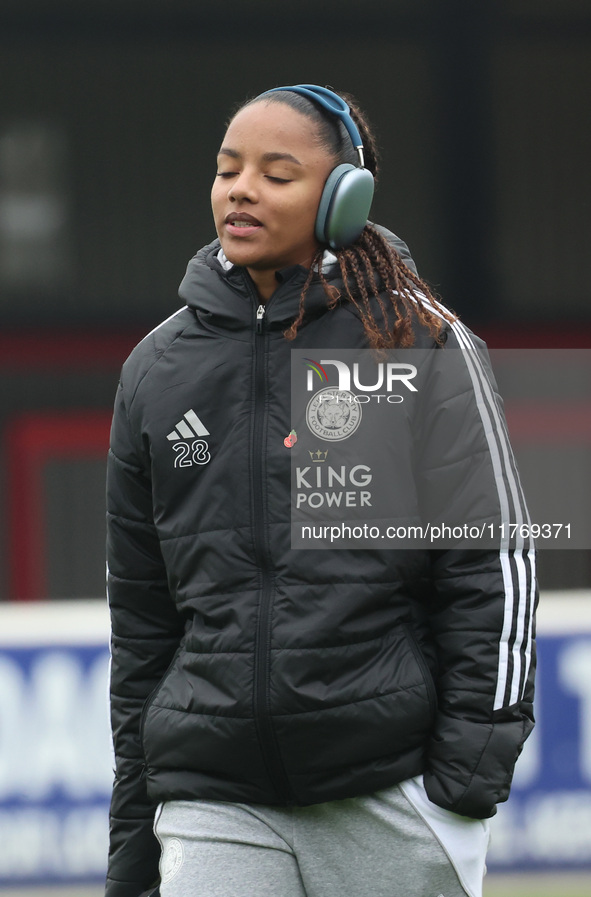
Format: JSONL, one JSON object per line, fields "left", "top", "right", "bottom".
{"left": 154, "top": 775, "right": 490, "bottom": 897}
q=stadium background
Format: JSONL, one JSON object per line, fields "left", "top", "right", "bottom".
{"left": 0, "top": 0, "right": 590, "bottom": 894}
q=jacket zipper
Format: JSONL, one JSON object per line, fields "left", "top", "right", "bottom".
{"left": 251, "top": 294, "right": 293, "bottom": 803}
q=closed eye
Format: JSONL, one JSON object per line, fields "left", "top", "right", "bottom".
{"left": 216, "top": 171, "right": 238, "bottom": 178}
{"left": 266, "top": 176, "right": 292, "bottom": 184}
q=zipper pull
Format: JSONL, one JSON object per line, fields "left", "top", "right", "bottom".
{"left": 256, "top": 304, "right": 266, "bottom": 333}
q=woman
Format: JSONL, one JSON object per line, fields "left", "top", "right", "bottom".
{"left": 105, "top": 85, "right": 536, "bottom": 897}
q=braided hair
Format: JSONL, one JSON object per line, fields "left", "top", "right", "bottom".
{"left": 239, "top": 88, "right": 455, "bottom": 348}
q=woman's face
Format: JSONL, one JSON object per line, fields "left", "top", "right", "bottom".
{"left": 211, "top": 101, "right": 335, "bottom": 286}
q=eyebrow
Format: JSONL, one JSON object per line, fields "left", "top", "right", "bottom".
{"left": 218, "top": 147, "right": 302, "bottom": 166}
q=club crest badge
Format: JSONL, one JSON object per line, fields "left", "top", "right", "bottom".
{"left": 305, "top": 388, "right": 362, "bottom": 441}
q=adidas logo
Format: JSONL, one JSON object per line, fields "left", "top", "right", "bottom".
{"left": 167, "top": 409, "right": 210, "bottom": 442}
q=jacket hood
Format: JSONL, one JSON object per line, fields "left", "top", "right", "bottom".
{"left": 178, "top": 238, "right": 329, "bottom": 332}
{"left": 177, "top": 225, "right": 419, "bottom": 333}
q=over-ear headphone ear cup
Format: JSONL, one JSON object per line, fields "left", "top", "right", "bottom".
{"left": 315, "top": 164, "right": 375, "bottom": 249}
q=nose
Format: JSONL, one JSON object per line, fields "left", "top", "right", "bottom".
{"left": 228, "top": 168, "right": 258, "bottom": 203}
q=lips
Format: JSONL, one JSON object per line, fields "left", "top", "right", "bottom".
{"left": 224, "top": 212, "right": 263, "bottom": 227}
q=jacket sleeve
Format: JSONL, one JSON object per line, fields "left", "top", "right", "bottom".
{"left": 415, "top": 323, "right": 537, "bottom": 819}
{"left": 106, "top": 379, "right": 185, "bottom": 897}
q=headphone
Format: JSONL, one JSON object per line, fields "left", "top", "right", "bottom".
{"left": 257, "top": 84, "right": 375, "bottom": 250}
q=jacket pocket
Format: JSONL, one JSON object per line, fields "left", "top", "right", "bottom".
{"left": 403, "top": 623, "right": 438, "bottom": 714}
{"left": 139, "top": 649, "right": 181, "bottom": 763}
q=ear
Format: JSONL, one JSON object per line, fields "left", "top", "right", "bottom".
{"left": 315, "top": 164, "right": 375, "bottom": 249}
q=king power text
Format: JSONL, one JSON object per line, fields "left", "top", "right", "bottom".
{"left": 295, "top": 463, "right": 372, "bottom": 509}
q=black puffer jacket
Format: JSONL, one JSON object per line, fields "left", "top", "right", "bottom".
{"left": 106, "top": 230, "right": 536, "bottom": 897}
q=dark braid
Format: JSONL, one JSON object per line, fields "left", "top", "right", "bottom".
{"left": 242, "top": 88, "right": 455, "bottom": 348}
{"left": 284, "top": 225, "right": 450, "bottom": 348}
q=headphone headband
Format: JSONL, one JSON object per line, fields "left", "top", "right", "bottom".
{"left": 257, "top": 84, "right": 365, "bottom": 168}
